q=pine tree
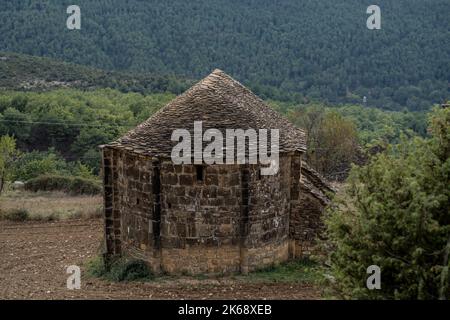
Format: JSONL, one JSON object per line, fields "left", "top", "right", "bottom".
{"left": 323, "top": 106, "right": 450, "bottom": 299}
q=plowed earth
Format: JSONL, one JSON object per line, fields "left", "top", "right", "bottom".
{"left": 0, "top": 219, "right": 319, "bottom": 300}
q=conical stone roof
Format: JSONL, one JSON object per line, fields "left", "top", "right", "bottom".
{"left": 106, "top": 69, "right": 306, "bottom": 157}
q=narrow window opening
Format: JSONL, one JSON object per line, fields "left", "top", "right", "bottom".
{"left": 136, "top": 198, "right": 140, "bottom": 205}
{"left": 257, "top": 169, "right": 262, "bottom": 180}
{"left": 196, "top": 165, "right": 204, "bottom": 182}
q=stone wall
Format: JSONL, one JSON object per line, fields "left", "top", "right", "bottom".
{"left": 116, "top": 150, "right": 162, "bottom": 271}
{"left": 289, "top": 153, "right": 332, "bottom": 259}
{"left": 102, "top": 147, "right": 117, "bottom": 258}
{"left": 102, "top": 147, "right": 162, "bottom": 272}
{"left": 245, "top": 241, "right": 289, "bottom": 272}
{"left": 290, "top": 186, "right": 327, "bottom": 258}
{"left": 161, "top": 245, "right": 241, "bottom": 274}
{"left": 288, "top": 152, "right": 303, "bottom": 258}
{"left": 159, "top": 161, "right": 242, "bottom": 247}
{"left": 240, "top": 155, "right": 291, "bottom": 271}
{"left": 103, "top": 149, "right": 306, "bottom": 274}
{"left": 158, "top": 161, "right": 244, "bottom": 273}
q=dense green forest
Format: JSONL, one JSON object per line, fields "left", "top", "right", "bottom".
{"left": 0, "top": 0, "right": 448, "bottom": 110}
{"left": 0, "top": 52, "right": 191, "bottom": 94}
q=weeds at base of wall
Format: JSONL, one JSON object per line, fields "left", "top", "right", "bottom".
{"left": 234, "top": 258, "right": 321, "bottom": 283}
{"left": 86, "top": 255, "right": 154, "bottom": 282}
{"left": 86, "top": 255, "right": 321, "bottom": 284}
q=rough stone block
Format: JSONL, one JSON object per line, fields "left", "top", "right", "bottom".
{"left": 179, "top": 175, "right": 193, "bottom": 186}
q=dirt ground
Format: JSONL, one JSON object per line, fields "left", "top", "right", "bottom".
{"left": 0, "top": 219, "right": 320, "bottom": 300}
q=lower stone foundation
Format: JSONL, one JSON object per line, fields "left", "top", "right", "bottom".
{"left": 161, "top": 245, "right": 241, "bottom": 274}
{"left": 289, "top": 239, "right": 317, "bottom": 259}
{"left": 242, "top": 240, "right": 289, "bottom": 273}
{"left": 121, "top": 240, "right": 290, "bottom": 275}
{"left": 121, "top": 243, "right": 162, "bottom": 274}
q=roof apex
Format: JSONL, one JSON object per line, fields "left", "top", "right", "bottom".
{"left": 212, "top": 68, "right": 224, "bottom": 74}
{"left": 106, "top": 69, "right": 306, "bottom": 156}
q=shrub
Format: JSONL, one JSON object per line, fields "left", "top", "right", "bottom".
{"left": 87, "top": 256, "right": 154, "bottom": 282}
{"left": 109, "top": 259, "right": 154, "bottom": 282}
{"left": 12, "top": 150, "right": 98, "bottom": 182}
{"left": 24, "top": 175, "right": 101, "bottom": 195}
{"left": 323, "top": 107, "right": 450, "bottom": 299}
{"left": 0, "top": 135, "right": 17, "bottom": 194}
{"left": 31, "top": 212, "right": 58, "bottom": 222}
{"left": 86, "top": 256, "right": 108, "bottom": 278}
{"left": 244, "top": 258, "right": 320, "bottom": 283}
{"left": 2, "top": 208, "right": 29, "bottom": 221}
{"left": 12, "top": 150, "right": 68, "bottom": 181}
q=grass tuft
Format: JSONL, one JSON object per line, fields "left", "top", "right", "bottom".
{"left": 24, "top": 175, "right": 101, "bottom": 195}
{"left": 86, "top": 255, "right": 154, "bottom": 282}
{"left": 239, "top": 258, "right": 320, "bottom": 283}
{"left": 1, "top": 208, "right": 29, "bottom": 221}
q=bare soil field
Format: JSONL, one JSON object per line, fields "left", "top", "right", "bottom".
{"left": 0, "top": 219, "right": 320, "bottom": 300}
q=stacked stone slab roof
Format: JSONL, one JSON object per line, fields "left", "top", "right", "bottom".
{"left": 106, "top": 69, "right": 306, "bottom": 157}
{"left": 300, "top": 163, "right": 336, "bottom": 205}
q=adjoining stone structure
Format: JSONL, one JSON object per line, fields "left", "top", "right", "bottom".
{"left": 101, "top": 69, "right": 333, "bottom": 275}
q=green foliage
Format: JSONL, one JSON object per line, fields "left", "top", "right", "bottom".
{"left": 79, "top": 149, "right": 101, "bottom": 175}
{"left": 1, "top": 208, "right": 29, "bottom": 222}
{"left": 299, "top": 109, "right": 359, "bottom": 179}
{"left": 241, "top": 259, "right": 320, "bottom": 283}
{"left": 11, "top": 148, "right": 99, "bottom": 181}
{"left": 24, "top": 175, "right": 101, "bottom": 195}
{"left": 0, "top": 135, "right": 17, "bottom": 193}
{"left": 11, "top": 150, "right": 68, "bottom": 181}
{"left": 0, "top": 88, "right": 432, "bottom": 182}
{"left": 280, "top": 103, "right": 429, "bottom": 147}
{"left": 278, "top": 102, "right": 429, "bottom": 179}
{"left": 0, "top": 52, "right": 191, "bottom": 94}
{"left": 0, "top": 1, "right": 448, "bottom": 109}
{"left": 332, "top": 105, "right": 428, "bottom": 147}
{"left": 71, "top": 162, "right": 95, "bottom": 179}
{"left": 0, "top": 89, "right": 174, "bottom": 173}
{"left": 86, "top": 256, "right": 108, "bottom": 278}
{"left": 87, "top": 256, "right": 154, "bottom": 282}
{"left": 0, "top": 108, "right": 31, "bottom": 143}
{"left": 0, "top": 207, "right": 63, "bottom": 222}
{"left": 323, "top": 107, "right": 450, "bottom": 299}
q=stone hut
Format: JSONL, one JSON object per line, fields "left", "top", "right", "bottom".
{"left": 101, "top": 69, "right": 333, "bottom": 274}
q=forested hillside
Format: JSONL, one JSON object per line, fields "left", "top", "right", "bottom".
{"left": 1, "top": 0, "right": 448, "bottom": 110}
{"left": 0, "top": 52, "right": 191, "bottom": 94}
